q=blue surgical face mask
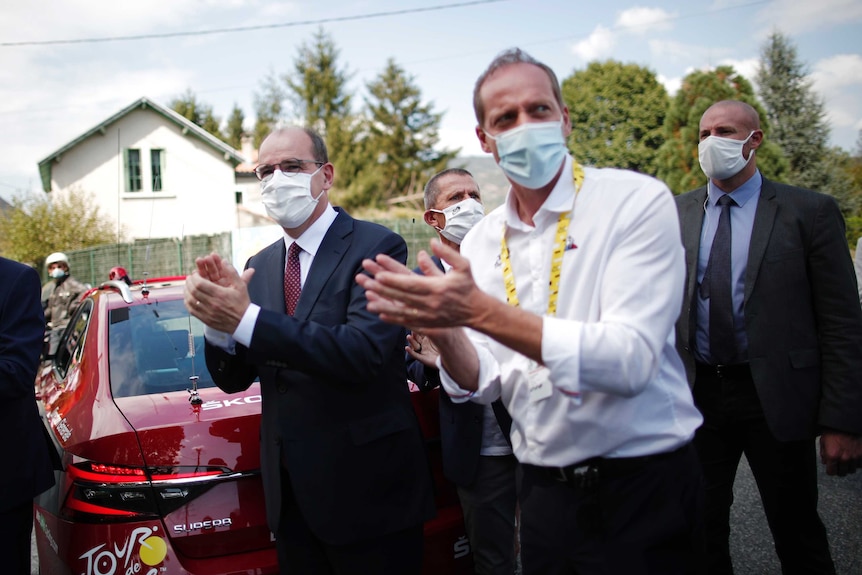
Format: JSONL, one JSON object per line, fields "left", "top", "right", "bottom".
{"left": 486, "top": 119, "right": 567, "bottom": 189}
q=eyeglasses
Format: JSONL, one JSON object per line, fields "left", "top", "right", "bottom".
{"left": 254, "top": 158, "right": 324, "bottom": 181}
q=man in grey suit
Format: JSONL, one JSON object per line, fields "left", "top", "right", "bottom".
{"left": 675, "top": 100, "right": 862, "bottom": 574}
{"left": 185, "top": 126, "right": 434, "bottom": 573}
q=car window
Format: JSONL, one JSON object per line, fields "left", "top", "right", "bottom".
{"left": 109, "top": 298, "right": 216, "bottom": 398}
{"left": 54, "top": 299, "right": 93, "bottom": 379}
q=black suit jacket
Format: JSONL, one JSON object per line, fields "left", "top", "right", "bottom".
{"left": 675, "top": 178, "right": 862, "bottom": 441}
{"left": 0, "top": 257, "right": 56, "bottom": 511}
{"left": 406, "top": 256, "right": 512, "bottom": 487}
{"left": 206, "top": 209, "right": 434, "bottom": 545}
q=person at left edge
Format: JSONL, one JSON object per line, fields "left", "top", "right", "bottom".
{"left": 185, "top": 126, "right": 435, "bottom": 574}
{"left": 0, "top": 256, "right": 58, "bottom": 575}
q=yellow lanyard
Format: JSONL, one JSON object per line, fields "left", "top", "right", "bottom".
{"left": 500, "top": 161, "right": 584, "bottom": 316}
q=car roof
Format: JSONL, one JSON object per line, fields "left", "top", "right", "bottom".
{"left": 86, "top": 276, "right": 187, "bottom": 308}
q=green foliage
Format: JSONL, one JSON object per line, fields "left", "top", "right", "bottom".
{"left": 756, "top": 32, "right": 830, "bottom": 190}
{"left": 845, "top": 217, "right": 862, "bottom": 250}
{"left": 561, "top": 60, "right": 669, "bottom": 174}
{"left": 282, "top": 28, "right": 369, "bottom": 199}
{"left": 338, "top": 58, "right": 458, "bottom": 210}
{"left": 224, "top": 104, "right": 246, "bottom": 150}
{"left": 0, "top": 188, "right": 119, "bottom": 268}
{"left": 252, "top": 72, "right": 286, "bottom": 149}
{"left": 655, "top": 66, "right": 787, "bottom": 194}
{"left": 169, "top": 89, "right": 223, "bottom": 141}
{"left": 285, "top": 28, "right": 354, "bottom": 132}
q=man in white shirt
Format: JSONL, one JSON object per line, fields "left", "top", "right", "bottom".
{"left": 357, "top": 48, "right": 704, "bottom": 574}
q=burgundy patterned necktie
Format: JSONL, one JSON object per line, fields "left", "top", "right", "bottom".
{"left": 284, "top": 242, "right": 302, "bottom": 316}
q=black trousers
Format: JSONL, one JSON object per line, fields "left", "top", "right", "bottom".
{"left": 519, "top": 443, "right": 704, "bottom": 574}
{"left": 456, "top": 453, "right": 518, "bottom": 575}
{"left": 275, "top": 470, "right": 423, "bottom": 575}
{"left": 0, "top": 501, "right": 33, "bottom": 575}
{"left": 693, "top": 363, "right": 835, "bottom": 575}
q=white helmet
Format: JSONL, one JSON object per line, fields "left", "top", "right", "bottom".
{"left": 45, "top": 252, "right": 69, "bottom": 267}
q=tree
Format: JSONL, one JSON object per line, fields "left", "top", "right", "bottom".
{"left": 251, "top": 72, "right": 286, "bottom": 149}
{"left": 342, "top": 58, "right": 458, "bottom": 210}
{"left": 224, "top": 104, "right": 246, "bottom": 150}
{"left": 561, "top": 60, "right": 668, "bottom": 174}
{"left": 756, "top": 32, "right": 830, "bottom": 191}
{"left": 283, "top": 28, "right": 369, "bottom": 198}
{"left": 655, "top": 65, "right": 787, "bottom": 194}
{"left": 285, "top": 28, "right": 354, "bottom": 134}
{"left": 169, "top": 89, "right": 223, "bottom": 141}
{"left": 0, "top": 188, "right": 119, "bottom": 268}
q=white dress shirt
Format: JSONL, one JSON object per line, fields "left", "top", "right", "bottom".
{"left": 440, "top": 155, "right": 702, "bottom": 467}
{"left": 205, "top": 204, "right": 338, "bottom": 350}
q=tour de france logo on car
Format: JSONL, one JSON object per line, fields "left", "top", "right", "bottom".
{"left": 78, "top": 526, "right": 168, "bottom": 575}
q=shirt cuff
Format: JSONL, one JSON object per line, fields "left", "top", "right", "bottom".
{"left": 203, "top": 325, "right": 235, "bottom": 354}
{"left": 543, "top": 315, "right": 583, "bottom": 403}
{"left": 232, "top": 303, "right": 261, "bottom": 348}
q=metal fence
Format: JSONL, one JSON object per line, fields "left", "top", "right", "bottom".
{"left": 64, "top": 234, "right": 232, "bottom": 286}
{"left": 63, "top": 220, "right": 439, "bottom": 285}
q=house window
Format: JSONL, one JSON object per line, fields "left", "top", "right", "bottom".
{"left": 125, "top": 149, "right": 142, "bottom": 192}
{"left": 151, "top": 149, "right": 165, "bottom": 192}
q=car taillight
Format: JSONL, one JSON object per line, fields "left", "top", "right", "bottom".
{"left": 62, "top": 461, "right": 234, "bottom": 523}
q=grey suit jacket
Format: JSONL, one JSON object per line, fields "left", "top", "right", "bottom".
{"left": 675, "top": 178, "right": 862, "bottom": 441}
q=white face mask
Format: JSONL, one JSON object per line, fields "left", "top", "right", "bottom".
{"left": 50, "top": 268, "right": 67, "bottom": 279}
{"left": 261, "top": 165, "right": 324, "bottom": 229}
{"left": 486, "top": 119, "right": 567, "bottom": 189}
{"left": 430, "top": 198, "right": 485, "bottom": 244}
{"left": 698, "top": 131, "right": 755, "bottom": 180}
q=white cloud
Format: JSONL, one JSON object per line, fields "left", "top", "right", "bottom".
{"left": 616, "top": 6, "right": 676, "bottom": 35}
{"left": 571, "top": 25, "right": 616, "bottom": 61}
{"left": 757, "top": 0, "right": 862, "bottom": 35}
{"left": 657, "top": 74, "right": 682, "bottom": 96}
{"left": 718, "top": 57, "right": 760, "bottom": 83}
{"left": 809, "top": 54, "right": 862, "bottom": 131}
{"left": 811, "top": 54, "right": 862, "bottom": 92}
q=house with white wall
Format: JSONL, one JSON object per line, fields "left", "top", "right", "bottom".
{"left": 37, "top": 97, "right": 266, "bottom": 240}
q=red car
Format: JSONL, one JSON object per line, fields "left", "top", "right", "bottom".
{"left": 34, "top": 276, "right": 472, "bottom": 574}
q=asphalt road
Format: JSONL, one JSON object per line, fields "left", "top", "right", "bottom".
{"left": 729, "top": 450, "right": 862, "bottom": 574}
{"left": 31, "top": 449, "right": 860, "bottom": 574}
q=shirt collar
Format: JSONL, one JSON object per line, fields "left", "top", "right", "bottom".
{"left": 503, "top": 154, "right": 575, "bottom": 231}
{"left": 707, "top": 169, "right": 761, "bottom": 208}
{"left": 281, "top": 203, "right": 337, "bottom": 256}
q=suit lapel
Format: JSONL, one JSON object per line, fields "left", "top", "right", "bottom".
{"left": 745, "top": 178, "right": 778, "bottom": 304}
{"left": 248, "top": 239, "right": 288, "bottom": 313}
{"left": 679, "top": 187, "right": 707, "bottom": 301}
{"left": 293, "top": 210, "right": 353, "bottom": 320}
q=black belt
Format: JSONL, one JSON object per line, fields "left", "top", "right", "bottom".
{"left": 524, "top": 443, "right": 690, "bottom": 488}
{"left": 695, "top": 361, "right": 752, "bottom": 380}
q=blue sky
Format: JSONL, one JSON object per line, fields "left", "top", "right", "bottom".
{"left": 1, "top": 0, "right": 860, "bottom": 202}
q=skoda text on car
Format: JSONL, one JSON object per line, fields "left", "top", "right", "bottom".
{"left": 34, "top": 276, "right": 473, "bottom": 574}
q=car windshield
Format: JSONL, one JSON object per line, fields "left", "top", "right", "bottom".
{"left": 109, "top": 298, "right": 216, "bottom": 398}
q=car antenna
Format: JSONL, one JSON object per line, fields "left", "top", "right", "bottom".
{"left": 178, "top": 225, "right": 203, "bottom": 406}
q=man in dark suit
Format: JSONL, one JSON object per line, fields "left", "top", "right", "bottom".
{"left": 0, "top": 256, "right": 57, "bottom": 574}
{"left": 185, "top": 126, "right": 434, "bottom": 574}
{"left": 406, "top": 168, "right": 517, "bottom": 575}
{"left": 675, "top": 100, "right": 862, "bottom": 574}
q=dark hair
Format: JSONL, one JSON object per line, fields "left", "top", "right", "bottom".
{"left": 473, "top": 47, "right": 563, "bottom": 127}
{"left": 424, "top": 168, "right": 476, "bottom": 210}
{"left": 265, "top": 126, "right": 329, "bottom": 163}
{"left": 303, "top": 127, "right": 329, "bottom": 163}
